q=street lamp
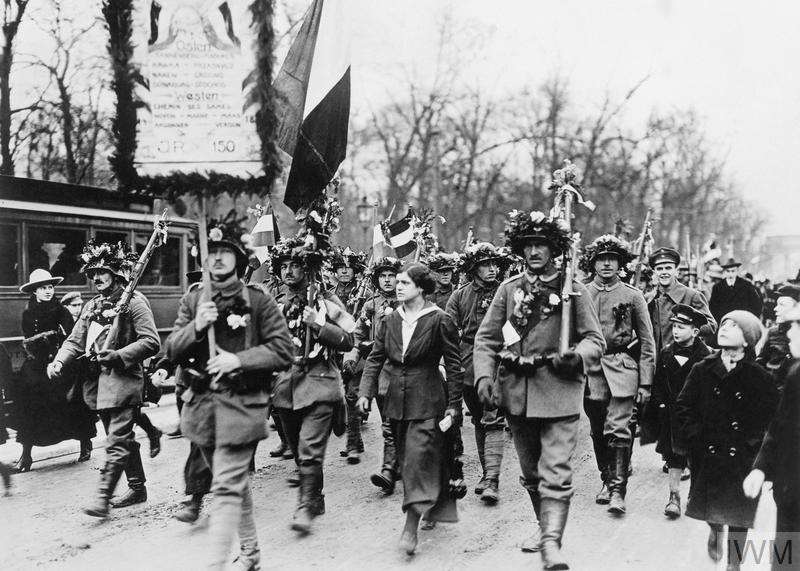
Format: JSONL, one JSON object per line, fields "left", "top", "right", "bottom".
{"left": 356, "top": 196, "right": 372, "bottom": 250}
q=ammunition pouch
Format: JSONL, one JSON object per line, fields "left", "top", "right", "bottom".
{"left": 497, "top": 350, "right": 553, "bottom": 375}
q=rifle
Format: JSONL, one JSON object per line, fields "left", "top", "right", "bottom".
{"left": 551, "top": 163, "right": 594, "bottom": 354}
{"left": 632, "top": 210, "right": 653, "bottom": 289}
{"left": 99, "top": 209, "right": 169, "bottom": 356}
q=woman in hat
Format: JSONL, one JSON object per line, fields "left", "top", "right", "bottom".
{"left": 357, "top": 262, "right": 464, "bottom": 555}
{"left": 675, "top": 310, "right": 778, "bottom": 569}
{"left": 15, "top": 269, "right": 96, "bottom": 472}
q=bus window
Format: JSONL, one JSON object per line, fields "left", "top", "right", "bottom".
{"left": 136, "top": 234, "right": 180, "bottom": 286}
{"left": 0, "top": 223, "right": 20, "bottom": 286}
{"left": 95, "top": 230, "right": 130, "bottom": 246}
{"left": 27, "top": 226, "right": 86, "bottom": 285}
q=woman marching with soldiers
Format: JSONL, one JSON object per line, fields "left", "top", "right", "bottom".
{"left": 357, "top": 262, "right": 464, "bottom": 556}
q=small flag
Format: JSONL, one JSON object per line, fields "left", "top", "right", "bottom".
{"left": 371, "top": 223, "right": 391, "bottom": 259}
{"left": 249, "top": 205, "right": 281, "bottom": 264}
{"left": 387, "top": 215, "right": 417, "bottom": 259}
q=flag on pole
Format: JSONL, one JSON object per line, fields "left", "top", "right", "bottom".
{"left": 249, "top": 204, "right": 281, "bottom": 265}
{"left": 371, "top": 223, "right": 392, "bottom": 259}
{"left": 387, "top": 214, "right": 417, "bottom": 259}
{"left": 273, "top": 0, "right": 351, "bottom": 212}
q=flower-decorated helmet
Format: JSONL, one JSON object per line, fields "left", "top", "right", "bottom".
{"left": 80, "top": 240, "right": 138, "bottom": 282}
{"left": 369, "top": 256, "right": 402, "bottom": 288}
{"left": 579, "top": 234, "right": 636, "bottom": 276}
{"left": 504, "top": 210, "right": 572, "bottom": 258}
{"left": 426, "top": 251, "right": 460, "bottom": 273}
{"left": 459, "top": 242, "right": 507, "bottom": 274}
{"left": 269, "top": 236, "right": 307, "bottom": 277}
{"left": 330, "top": 246, "right": 368, "bottom": 273}
{"left": 207, "top": 227, "right": 250, "bottom": 275}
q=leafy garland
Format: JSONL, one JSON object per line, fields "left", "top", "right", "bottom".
{"left": 103, "top": 0, "right": 280, "bottom": 199}
{"left": 578, "top": 234, "right": 636, "bottom": 276}
{"left": 504, "top": 210, "right": 572, "bottom": 255}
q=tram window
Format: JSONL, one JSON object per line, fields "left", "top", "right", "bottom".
{"left": 27, "top": 226, "right": 86, "bottom": 285}
{"left": 135, "top": 234, "right": 180, "bottom": 286}
{"left": 0, "top": 224, "right": 19, "bottom": 286}
{"left": 95, "top": 230, "right": 129, "bottom": 245}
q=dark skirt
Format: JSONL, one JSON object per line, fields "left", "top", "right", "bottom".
{"left": 392, "top": 417, "right": 458, "bottom": 523}
{"left": 12, "top": 359, "right": 97, "bottom": 446}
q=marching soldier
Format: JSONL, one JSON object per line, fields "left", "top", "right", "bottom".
{"left": 474, "top": 210, "right": 604, "bottom": 570}
{"left": 166, "top": 228, "right": 294, "bottom": 570}
{"left": 271, "top": 237, "right": 355, "bottom": 535}
{"left": 579, "top": 235, "right": 656, "bottom": 515}
{"left": 445, "top": 242, "right": 509, "bottom": 505}
{"left": 343, "top": 257, "right": 402, "bottom": 489}
{"left": 428, "top": 252, "right": 459, "bottom": 310}
{"left": 646, "top": 247, "right": 716, "bottom": 353}
{"left": 48, "top": 241, "right": 161, "bottom": 518}
{"left": 329, "top": 246, "right": 369, "bottom": 314}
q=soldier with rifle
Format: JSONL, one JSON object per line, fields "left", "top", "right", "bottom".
{"left": 166, "top": 225, "right": 294, "bottom": 570}
{"left": 329, "top": 246, "right": 369, "bottom": 314}
{"left": 428, "top": 252, "right": 460, "bottom": 310}
{"left": 474, "top": 166, "right": 604, "bottom": 570}
{"left": 48, "top": 236, "right": 162, "bottom": 519}
{"left": 343, "top": 256, "right": 402, "bottom": 489}
{"left": 270, "top": 232, "right": 355, "bottom": 536}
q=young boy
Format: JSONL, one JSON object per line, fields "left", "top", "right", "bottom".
{"left": 643, "top": 304, "right": 710, "bottom": 518}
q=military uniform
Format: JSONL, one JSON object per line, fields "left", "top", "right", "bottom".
{"left": 584, "top": 276, "right": 655, "bottom": 510}
{"left": 167, "top": 276, "right": 293, "bottom": 569}
{"left": 474, "top": 271, "right": 604, "bottom": 563}
{"left": 273, "top": 281, "right": 354, "bottom": 531}
{"left": 445, "top": 279, "right": 505, "bottom": 496}
{"left": 54, "top": 288, "right": 160, "bottom": 516}
{"left": 431, "top": 284, "right": 454, "bottom": 310}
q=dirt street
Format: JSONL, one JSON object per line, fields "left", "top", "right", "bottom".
{"left": 0, "top": 395, "right": 778, "bottom": 570}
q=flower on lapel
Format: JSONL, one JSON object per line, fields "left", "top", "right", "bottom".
{"left": 383, "top": 306, "right": 394, "bottom": 317}
{"left": 548, "top": 293, "right": 561, "bottom": 307}
{"left": 227, "top": 313, "right": 250, "bottom": 330}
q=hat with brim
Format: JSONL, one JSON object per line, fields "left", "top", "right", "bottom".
{"left": 504, "top": 210, "right": 571, "bottom": 258}
{"left": 776, "top": 283, "right": 800, "bottom": 302}
{"left": 721, "top": 258, "right": 742, "bottom": 269}
{"left": 20, "top": 269, "right": 64, "bottom": 293}
{"left": 579, "top": 235, "right": 635, "bottom": 276}
{"left": 669, "top": 303, "right": 707, "bottom": 329}
{"left": 648, "top": 247, "right": 681, "bottom": 268}
{"left": 60, "top": 291, "right": 82, "bottom": 305}
{"left": 427, "top": 252, "right": 460, "bottom": 273}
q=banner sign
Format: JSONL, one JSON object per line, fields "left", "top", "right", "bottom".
{"left": 131, "top": 0, "right": 261, "bottom": 176}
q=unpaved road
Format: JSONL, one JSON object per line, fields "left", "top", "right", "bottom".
{"left": 0, "top": 395, "right": 777, "bottom": 570}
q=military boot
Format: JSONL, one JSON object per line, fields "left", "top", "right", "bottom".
{"left": 590, "top": 431, "right": 610, "bottom": 505}
{"left": 473, "top": 424, "right": 487, "bottom": 494}
{"left": 480, "top": 429, "right": 504, "bottom": 505}
{"left": 520, "top": 490, "right": 542, "bottom": 553}
{"left": 290, "top": 471, "right": 317, "bottom": 535}
{"left": 608, "top": 445, "right": 629, "bottom": 515}
{"left": 539, "top": 498, "right": 570, "bottom": 570}
{"left": 174, "top": 493, "right": 204, "bottom": 523}
{"left": 84, "top": 461, "right": 125, "bottom": 518}
{"left": 111, "top": 443, "right": 147, "bottom": 508}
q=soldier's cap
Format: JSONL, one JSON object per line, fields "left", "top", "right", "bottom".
{"left": 207, "top": 227, "right": 249, "bottom": 274}
{"left": 649, "top": 247, "right": 681, "bottom": 268}
{"left": 60, "top": 291, "right": 82, "bottom": 306}
{"left": 669, "top": 304, "right": 707, "bottom": 329}
{"left": 776, "top": 283, "right": 800, "bottom": 302}
{"left": 720, "top": 257, "right": 742, "bottom": 269}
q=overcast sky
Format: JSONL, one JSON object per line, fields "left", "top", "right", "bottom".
{"left": 343, "top": 0, "right": 800, "bottom": 236}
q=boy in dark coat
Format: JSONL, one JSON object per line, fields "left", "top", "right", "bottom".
{"left": 675, "top": 310, "right": 778, "bottom": 568}
{"left": 642, "top": 304, "right": 710, "bottom": 519}
{"left": 744, "top": 303, "right": 800, "bottom": 570}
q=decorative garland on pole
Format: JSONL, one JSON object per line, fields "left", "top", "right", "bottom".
{"left": 102, "top": 0, "right": 281, "bottom": 200}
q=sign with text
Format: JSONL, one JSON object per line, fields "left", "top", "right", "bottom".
{"left": 131, "top": 0, "right": 261, "bottom": 176}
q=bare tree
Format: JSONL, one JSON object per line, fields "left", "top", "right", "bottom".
{"left": 1, "top": 0, "right": 30, "bottom": 174}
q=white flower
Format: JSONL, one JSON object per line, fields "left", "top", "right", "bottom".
{"left": 549, "top": 293, "right": 561, "bottom": 306}
{"left": 227, "top": 314, "right": 249, "bottom": 330}
{"left": 383, "top": 307, "right": 394, "bottom": 316}
{"left": 309, "top": 211, "right": 323, "bottom": 224}
{"left": 209, "top": 228, "right": 223, "bottom": 241}
{"left": 292, "top": 336, "right": 303, "bottom": 347}
{"left": 101, "top": 308, "right": 117, "bottom": 318}
{"left": 529, "top": 211, "right": 546, "bottom": 224}
{"left": 513, "top": 288, "right": 525, "bottom": 306}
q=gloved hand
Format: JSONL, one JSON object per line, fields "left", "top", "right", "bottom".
{"left": 552, "top": 351, "right": 583, "bottom": 377}
{"left": 96, "top": 349, "right": 124, "bottom": 369}
{"left": 476, "top": 378, "right": 495, "bottom": 408}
